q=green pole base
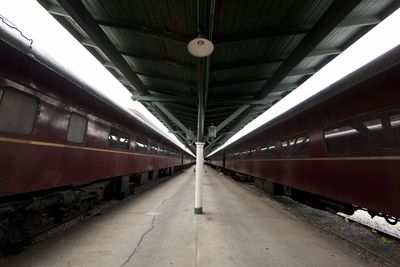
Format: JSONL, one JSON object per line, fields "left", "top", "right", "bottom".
{"left": 194, "top": 207, "right": 203, "bottom": 214}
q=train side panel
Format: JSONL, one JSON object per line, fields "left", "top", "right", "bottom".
{"left": 221, "top": 53, "right": 400, "bottom": 219}
{"left": 0, "top": 42, "right": 190, "bottom": 198}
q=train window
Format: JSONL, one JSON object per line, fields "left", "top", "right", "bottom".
{"left": 108, "top": 128, "right": 130, "bottom": 150}
{"left": 324, "top": 108, "right": 400, "bottom": 154}
{"left": 390, "top": 114, "right": 400, "bottom": 128}
{"left": 135, "top": 136, "right": 148, "bottom": 153}
{"left": 281, "top": 134, "right": 310, "bottom": 156}
{"left": 324, "top": 125, "right": 356, "bottom": 154}
{"left": 0, "top": 89, "right": 38, "bottom": 135}
{"left": 260, "top": 144, "right": 276, "bottom": 157}
{"left": 241, "top": 151, "right": 247, "bottom": 158}
{"left": 67, "top": 113, "right": 87, "bottom": 143}
{"left": 150, "top": 144, "right": 159, "bottom": 155}
{"left": 248, "top": 147, "right": 257, "bottom": 158}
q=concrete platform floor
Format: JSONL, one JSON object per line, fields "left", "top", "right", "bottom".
{"left": 1, "top": 166, "right": 377, "bottom": 267}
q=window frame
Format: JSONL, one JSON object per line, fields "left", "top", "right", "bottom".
{"left": 66, "top": 112, "right": 88, "bottom": 144}
{"left": 0, "top": 87, "right": 40, "bottom": 136}
{"left": 324, "top": 107, "right": 400, "bottom": 155}
{"left": 150, "top": 143, "right": 159, "bottom": 155}
{"left": 280, "top": 132, "right": 310, "bottom": 157}
{"left": 134, "top": 136, "right": 148, "bottom": 154}
{"left": 108, "top": 127, "right": 131, "bottom": 150}
{"left": 259, "top": 143, "right": 276, "bottom": 158}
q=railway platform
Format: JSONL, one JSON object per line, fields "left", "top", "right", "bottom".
{"left": 2, "top": 167, "right": 381, "bottom": 267}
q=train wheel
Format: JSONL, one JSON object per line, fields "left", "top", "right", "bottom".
{"left": 7, "top": 225, "right": 28, "bottom": 245}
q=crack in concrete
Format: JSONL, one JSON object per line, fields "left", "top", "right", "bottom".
{"left": 158, "top": 190, "right": 180, "bottom": 209}
{"left": 120, "top": 215, "right": 156, "bottom": 267}
{"left": 120, "top": 181, "right": 186, "bottom": 267}
{"left": 193, "top": 226, "right": 199, "bottom": 267}
{"left": 193, "top": 202, "right": 200, "bottom": 267}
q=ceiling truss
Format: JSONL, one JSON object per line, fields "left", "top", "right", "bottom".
{"left": 38, "top": 0, "right": 400, "bottom": 154}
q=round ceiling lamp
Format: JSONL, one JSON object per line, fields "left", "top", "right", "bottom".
{"left": 187, "top": 36, "right": 214, "bottom": 57}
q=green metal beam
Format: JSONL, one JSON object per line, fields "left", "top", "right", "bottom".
{"left": 213, "top": 16, "right": 379, "bottom": 45}
{"left": 210, "top": 69, "right": 314, "bottom": 88}
{"left": 308, "top": 48, "right": 342, "bottom": 57}
{"left": 206, "top": 106, "right": 239, "bottom": 113}
{"left": 204, "top": 134, "right": 226, "bottom": 153}
{"left": 210, "top": 77, "right": 269, "bottom": 88}
{"left": 132, "top": 95, "right": 194, "bottom": 103}
{"left": 81, "top": 39, "right": 195, "bottom": 72}
{"left": 47, "top": 4, "right": 192, "bottom": 45}
{"left": 119, "top": 49, "right": 195, "bottom": 71}
{"left": 214, "top": 25, "right": 310, "bottom": 45}
{"left": 216, "top": 105, "right": 251, "bottom": 132}
{"left": 210, "top": 83, "right": 297, "bottom": 99}
{"left": 133, "top": 95, "right": 270, "bottom": 105}
{"left": 97, "top": 19, "right": 191, "bottom": 45}
{"left": 148, "top": 106, "right": 191, "bottom": 149}
{"left": 169, "top": 110, "right": 197, "bottom": 119}
{"left": 55, "top": 0, "right": 149, "bottom": 96}
{"left": 153, "top": 102, "right": 196, "bottom": 140}
{"left": 210, "top": 48, "right": 340, "bottom": 73}
{"left": 47, "top": 4, "right": 379, "bottom": 47}
{"left": 208, "top": 98, "right": 270, "bottom": 106}
{"left": 137, "top": 73, "right": 194, "bottom": 88}
{"left": 164, "top": 103, "right": 198, "bottom": 113}
{"left": 289, "top": 69, "right": 316, "bottom": 76}
{"left": 146, "top": 86, "right": 189, "bottom": 96}
{"left": 206, "top": 110, "right": 267, "bottom": 155}
{"left": 47, "top": 5, "right": 70, "bottom": 17}
{"left": 211, "top": 56, "right": 284, "bottom": 72}
{"left": 255, "top": 0, "right": 361, "bottom": 99}
{"left": 206, "top": 112, "right": 236, "bottom": 119}
{"left": 107, "top": 63, "right": 194, "bottom": 87}
{"left": 337, "top": 16, "right": 380, "bottom": 27}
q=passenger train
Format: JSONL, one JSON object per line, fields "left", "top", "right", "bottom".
{"left": 0, "top": 36, "right": 193, "bottom": 249}
{"left": 208, "top": 45, "right": 400, "bottom": 225}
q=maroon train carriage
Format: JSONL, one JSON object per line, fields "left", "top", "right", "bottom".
{"left": 208, "top": 45, "right": 400, "bottom": 224}
{"left": 0, "top": 39, "right": 193, "bottom": 248}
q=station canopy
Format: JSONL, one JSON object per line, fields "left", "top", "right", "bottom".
{"left": 38, "top": 0, "right": 399, "bottom": 154}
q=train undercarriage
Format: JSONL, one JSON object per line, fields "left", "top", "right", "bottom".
{"left": 208, "top": 164, "right": 399, "bottom": 227}
{"left": 0, "top": 165, "right": 191, "bottom": 252}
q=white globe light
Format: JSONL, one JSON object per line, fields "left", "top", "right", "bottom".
{"left": 187, "top": 37, "right": 214, "bottom": 57}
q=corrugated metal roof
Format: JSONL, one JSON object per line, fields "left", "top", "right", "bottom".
{"left": 38, "top": 0, "right": 400, "bottom": 153}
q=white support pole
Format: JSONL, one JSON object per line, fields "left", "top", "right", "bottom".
{"left": 194, "top": 142, "right": 205, "bottom": 214}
